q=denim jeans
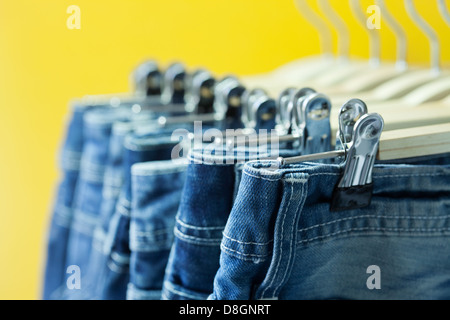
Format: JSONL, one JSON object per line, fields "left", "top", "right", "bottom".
{"left": 98, "top": 130, "right": 182, "bottom": 300}
{"left": 62, "top": 107, "right": 146, "bottom": 299}
{"left": 43, "top": 103, "right": 92, "bottom": 299}
{"left": 209, "top": 157, "right": 450, "bottom": 300}
{"left": 126, "top": 158, "right": 188, "bottom": 300}
{"left": 74, "top": 119, "right": 154, "bottom": 299}
{"left": 161, "top": 147, "right": 300, "bottom": 300}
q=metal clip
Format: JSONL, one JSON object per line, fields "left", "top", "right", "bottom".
{"left": 161, "top": 62, "right": 187, "bottom": 105}
{"left": 281, "top": 87, "right": 316, "bottom": 135}
{"left": 241, "top": 89, "right": 277, "bottom": 131}
{"left": 291, "top": 91, "right": 332, "bottom": 155}
{"left": 337, "top": 98, "right": 368, "bottom": 149}
{"left": 184, "top": 69, "right": 216, "bottom": 114}
{"left": 133, "top": 60, "right": 162, "bottom": 97}
{"left": 330, "top": 113, "right": 384, "bottom": 211}
{"left": 276, "top": 87, "right": 297, "bottom": 133}
{"left": 241, "top": 88, "right": 269, "bottom": 129}
{"left": 211, "top": 76, "right": 247, "bottom": 129}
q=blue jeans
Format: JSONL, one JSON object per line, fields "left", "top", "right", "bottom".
{"left": 209, "top": 157, "right": 450, "bottom": 300}
{"left": 126, "top": 158, "right": 188, "bottom": 300}
{"left": 43, "top": 103, "right": 92, "bottom": 299}
{"left": 74, "top": 119, "right": 154, "bottom": 299}
{"left": 62, "top": 107, "right": 146, "bottom": 299}
{"left": 162, "top": 147, "right": 300, "bottom": 300}
{"left": 98, "top": 130, "right": 182, "bottom": 300}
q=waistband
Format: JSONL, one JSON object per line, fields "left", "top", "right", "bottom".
{"left": 243, "top": 160, "right": 450, "bottom": 196}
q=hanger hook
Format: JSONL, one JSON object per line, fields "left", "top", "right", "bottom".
{"left": 316, "top": 0, "right": 351, "bottom": 61}
{"left": 404, "top": 0, "right": 441, "bottom": 75}
{"left": 349, "top": 0, "right": 381, "bottom": 67}
{"left": 375, "top": 0, "right": 408, "bottom": 71}
{"left": 294, "top": 0, "right": 334, "bottom": 58}
{"left": 438, "top": 0, "right": 450, "bottom": 27}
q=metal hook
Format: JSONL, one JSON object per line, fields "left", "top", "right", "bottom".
{"left": 375, "top": 0, "right": 408, "bottom": 71}
{"left": 349, "top": 0, "right": 381, "bottom": 67}
{"left": 294, "top": 0, "right": 334, "bottom": 58}
{"left": 317, "top": 0, "right": 351, "bottom": 60}
{"left": 405, "top": 0, "right": 441, "bottom": 75}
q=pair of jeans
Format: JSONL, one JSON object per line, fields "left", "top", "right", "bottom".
{"left": 98, "top": 130, "right": 183, "bottom": 300}
{"left": 74, "top": 118, "right": 155, "bottom": 299}
{"left": 209, "top": 158, "right": 450, "bottom": 300}
{"left": 43, "top": 102, "right": 92, "bottom": 299}
{"left": 161, "top": 147, "right": 301, "bottom": 300}
{"left": 62, "top": 106, "right": 150, "bottom": 299}
{"left": 126, "top": 158, "right": 188, "bottom": 300}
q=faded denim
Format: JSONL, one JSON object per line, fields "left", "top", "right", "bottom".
{"left": 210, "top": 158, "right": 450, "bottom": 300}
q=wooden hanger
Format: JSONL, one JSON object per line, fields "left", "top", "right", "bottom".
{"left": 329, "top": 0, "right": 450, "bottom": 106}
{"left": 241, "top": 0, "right": 337, "bottom": 90}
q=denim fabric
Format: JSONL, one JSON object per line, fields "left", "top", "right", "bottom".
{"left": 43, "top": 103, "right": 92, "bottom": 300}
{"left": 98, "top": 131, "right": 181, "bottom": 300}
{"left": 62, "top": 107, "right": 141, "bottom": 299}
{"left": 210, "top": 158, "right": 450, "bottom": 300}
{"left": 76, "top": 119, "right": 154, "bottom": 299}
{"left": 126, "top": 158, "right": 188, "bottom": 300}
{"left": 161, "top": 147, "right": 300, "bottom": 300}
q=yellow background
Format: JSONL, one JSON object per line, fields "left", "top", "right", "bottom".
{"left": 0, "top": 0, "right": 449, "bottom": 300}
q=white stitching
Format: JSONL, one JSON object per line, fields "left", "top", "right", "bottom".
{"left": 262, "top": 177, "right": 294, "bottom": 298}
{"left": 174, "top": 227, "right": 222, "bottom": 245}
{"left": 163, "top": 281, "right": 207, "bottom": 300}
{"left": 297, "top": 227, "right": 450, "bottom": 244}
{"left": 243, "top": 170, "right": 280, "bottom": 182}
{"left": 221, "top": 243, "right": 270, "bottom": 259}
{"left": 298, "top": 214, "right": 450, "bottom": 232}
{"left": 176, "top": 217, "right": 224, "bottom": 231}
{"left": 222, "top": 232, "right": 273, "bottom": 246}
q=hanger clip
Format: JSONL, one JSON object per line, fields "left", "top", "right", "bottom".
{"left": 133, "top": 60, "right": 162, "bottom": 97}
{"left": 161, "top": 62, "right": 187, "bottom": 105}
{"left": 330, "top": 113, "right": 384, "bottom": 211}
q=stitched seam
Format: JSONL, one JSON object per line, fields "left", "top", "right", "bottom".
{"left": 221, "top": 243, "right": 271, "bottom": 261}
{"left": 107, "top": 260, "right": 128, "bottom": 274}
{"left": 132, "top": 228, "right": 173, "bottom": 237}
{"left": 298, "top": 214, "right": 450, "bottom": 232}
{"left": 163, "top": 282, "right": 207, "bottom": 300}
{"left": 130, "top": 240, "right": 173, "bottom": 252}
{"left": 174, "top": 227, "right": 222, "bottom": 245}
{"left": 243, "top": 170, "right": 280, "bottom": 182}
{"left": 176, "top": 217, "right": 225, "bottom": 230}
{"left": 117, "top": 204, "right": 130, "bottom": 217}
{"left": 297, "top": 227, "right": 450, "bottom": 244}
{"left": 111, "top": 251, "right": 130, "bottom": 264}
{"left": 263, "top": 178, "right": 293, "bottom": 299}
{"left": 118, "top": 198, "right": 131, "bottom": 208}
{"left": 222, "top": 232, "right": 273, "bottom": 246}
{"left": 276, "top": 179, "right": 305, "bottom": 298}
